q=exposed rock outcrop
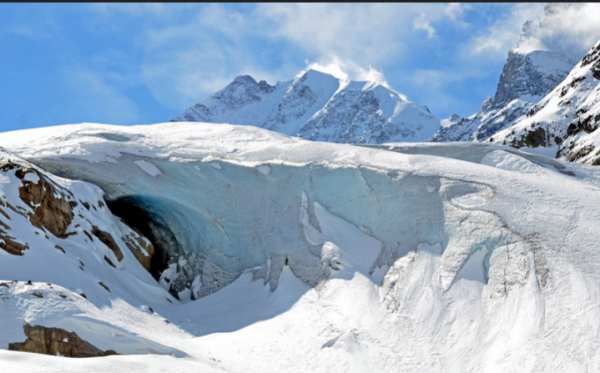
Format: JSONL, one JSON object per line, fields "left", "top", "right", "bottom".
{"left": 12, "top": 164, "right": 73, "bottom": 238}
{"left": 0, "top": 161, "right": 76, "bottom": 255}
{"left": 0, "top": 231, "right": 29, "bottom": 255}
{"left": 123, "top": 232, "right": 155, "bottom": 272}
{"left": 91, "top": 226, "right": 123, "bottom": 262}
{"left": 8, "top": 323, "right": 117, "bottom": 358}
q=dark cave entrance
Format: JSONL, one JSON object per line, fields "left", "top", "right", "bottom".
{"left": 106, "top": 196, "right": 177, "bottom": 282}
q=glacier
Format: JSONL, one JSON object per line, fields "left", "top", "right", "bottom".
{"left": 0, "top": 123, "right": 547, "bottom": 301}
{"left": 2, "top": 122, "right": 600, "bottom": 371}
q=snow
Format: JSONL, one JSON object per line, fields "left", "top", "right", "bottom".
{"left": 134, "top": 160, "right": 163, "bottom": 177}
{"left": 23, "top": 172, "right": 40, "bottom": 184}
{"left": 1, "top": 122, "right": 600, "bottom": 371}
{"left": 256, "top": 165, "right": 271, "bottom": 175}
{"left": 208, "top": 161, "right": 222, "bottom": 170}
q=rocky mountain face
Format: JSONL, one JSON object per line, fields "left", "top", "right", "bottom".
{"left": 431, "top": 20, "right": 578, "bottom": 143}
{"left": 172, "top": 69, "right": 442, "bottom": 143}
{"left": 489, "top": 38, "right": 600, "bottom": 165}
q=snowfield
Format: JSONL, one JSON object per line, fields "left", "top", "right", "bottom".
{"left": 0, "top": 121, "right": 600, "bottom": 371}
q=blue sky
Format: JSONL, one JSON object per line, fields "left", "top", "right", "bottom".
{"left": 1, "top": 3, "right": 597, "bottom": 133}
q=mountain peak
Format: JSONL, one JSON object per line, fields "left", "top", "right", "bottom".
{"left": 232, "top": 75, "right": 258, "bottom": 86}
{"left": 488, "top": 36, "right": 600, "bottom": 165}
{"left": 172, "top": 69, "right": 441, "bottom": 143}
{"left": 431, "top": 15, "right": 579, "bottom": 143}
{"left": 299, "top": 68, "right": 338, "bottom": 79}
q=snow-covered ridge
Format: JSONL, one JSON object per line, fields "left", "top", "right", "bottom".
{"left": 490, "top": 38, "right": 600, "bottom": 164}
{"left": 172, "top": 69, "right": 442, "bottom": 143}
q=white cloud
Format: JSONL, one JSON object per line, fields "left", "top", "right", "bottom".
{"left": 253, "top": 4, "right": 468, "bottom": 66}
{"left": 468, "top": 4, "right": 544, "bottom": 58}
{"left": 83, "top": 3, "right": 546, "bottom": 117}
{"left": 301, "top": 57, "right": 390, "bottom": 88}
{"left": 445, "top": 3, "right": 465, "bottom": 21}
{"left": 414, "top": 14, "right": 437, "bottom": 38}
{"left": 530, "top": 4, "right": 600, "bottom": 57}
{"left": 469, "top": 4, "right": 600, "bottom": 61}
{"left": 301, "top": 59, "right": 349, "bottom": 81}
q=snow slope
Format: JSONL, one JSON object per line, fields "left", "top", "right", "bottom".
{"left": 172, "top": 69, "right": 442, "bottom": 143}
{"left": 432, "top": 14, "right": 577, "bottom": 143}
{"left": 2, "top": 122, "right": 600, "bottom": 371}
{"left": 0, "top": 149, "right": 189, "bottom": 358}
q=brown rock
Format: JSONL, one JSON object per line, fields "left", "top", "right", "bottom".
{"left": 567, "top": 145, "right": 595, "bottom": 162}
{"left": 92, "top": 226, "right": 123, "bottom": 261}
{"left": 8, "top": 323, "right": 118, "bottom": 358}
{"left": 514, "top": 126, "right": 547, "bottom": 148}
{"left": 0, "top": 229, "right": 29, "bottom": 255}
{"left": 123, "top": 232, "right": 155, "bottom": 272}
{"left": 83, "top": 230, "right": 94, "bottom": 242}
{"left": 13, "top": 165, "right": 73, "bottom": 238}
{"left": 0, "top": 199, "right": 10, "bottom": 220}
{"left": 98, "top": 282, "right": 110, "bottom": 293}
{"left": 104, "top": 256, "right": 116, "bottom": 268}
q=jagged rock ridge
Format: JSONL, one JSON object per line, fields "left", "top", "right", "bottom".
{"left": 490, "top": 38, "right": 600, "bottom": 165}
{"left": 431, "top": 13, "right": 578, "bottom": 143}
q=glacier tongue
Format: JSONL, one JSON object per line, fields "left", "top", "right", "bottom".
{"left": 3, "top": 122, "right": 600, "bottom": 370}
{"left": 0, "top": 122, "right": 574, "bottom": 302}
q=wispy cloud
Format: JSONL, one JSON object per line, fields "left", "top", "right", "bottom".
{"left": 11, "top": 2, "right": 600, "bottom": 128}
{"left": 467, "top": 4, "right": 544, "bottom": 58}
{"left": 468, "top": 4, "right": 600, "bottom": 60}
{"left": 302, "top": 57, "right": 391, "bottom": 89}
{"left": 414, "top": 14, "right": 437, "bottom": 38}
{"left": 131, "top": 3, "right": 473, "bottom": 109}
{"left": 65, "top": 68, "right": 139, "bottom": 124}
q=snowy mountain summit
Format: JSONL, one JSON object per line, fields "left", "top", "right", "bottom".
{"left": 432, "top": 12, "right": 578, "bottom": 143}
{"left": 172, "top": 69, "right": 442, "bottom": 143}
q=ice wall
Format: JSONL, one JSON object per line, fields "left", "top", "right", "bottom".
{"left": 28, "top": 151, "right": 531, "bottom": 301}
{"left": 3, "top": 122, "right": 586, "bottom": 302}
